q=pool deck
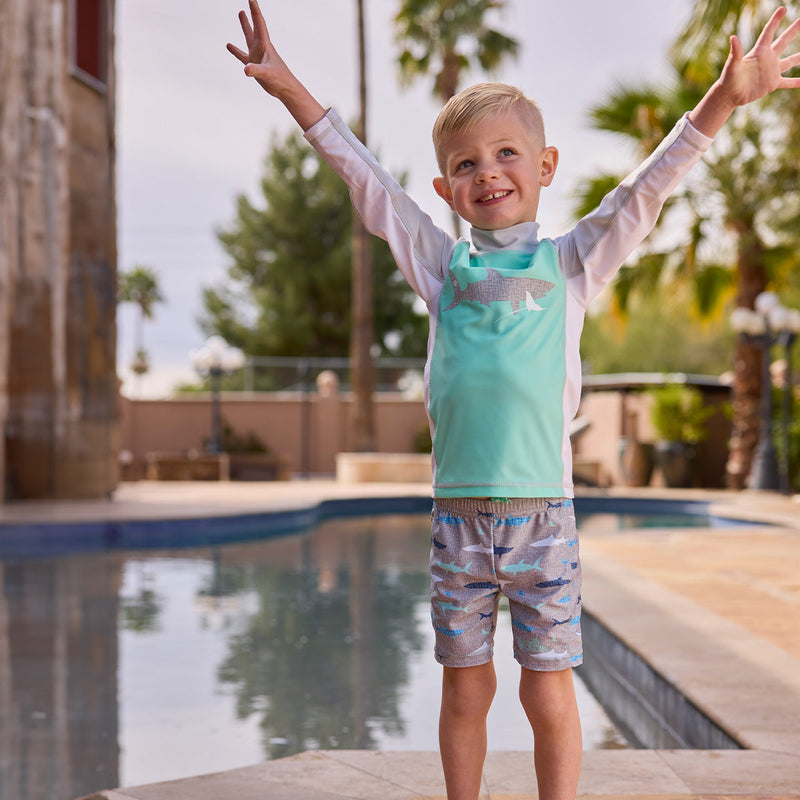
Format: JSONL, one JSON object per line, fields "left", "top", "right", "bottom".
{"left": 2, "top": 481, "right": 798, "bottom": 800}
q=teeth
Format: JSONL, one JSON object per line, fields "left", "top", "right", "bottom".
{"left": 478, "top": 190, "right": 510, "bottom": 202}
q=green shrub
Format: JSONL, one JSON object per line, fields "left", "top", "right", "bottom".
{"left": 649, "top": 385, "right": 714, "bottom": 443}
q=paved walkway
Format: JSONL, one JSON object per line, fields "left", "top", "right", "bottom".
{"left": 2, "top": 481, "right": 798, "bottom": 800}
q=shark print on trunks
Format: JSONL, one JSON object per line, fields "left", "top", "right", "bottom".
{"left": 429, "top": 498, "right": 582, "bottom": 671}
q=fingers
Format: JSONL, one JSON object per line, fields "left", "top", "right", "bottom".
{"left": 249, "top": 0, "right": 272, "bottom": 47}
{"left": 755, "top": 6, "right": 787, "bottom": 48}
{"left": 226, "top": 42, "right": 249, "bottom": 64}
{"left": 773, "top": 16, "right": 800, "bottom": 54}
{"left": 780, "top": 50, "right": 800, "bottom": 72}
{"left": 729, "top": 34, "right": 744, "bottom": 62}
{"left": 238, "top": 8, "right": 254, "bottom": 49}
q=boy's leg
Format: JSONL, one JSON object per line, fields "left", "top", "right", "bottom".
{"left": 439, "top": 661, "right": 497, "bottom": 800}
{"left": 519, "top": 667, "right": 582, "bottom": 800}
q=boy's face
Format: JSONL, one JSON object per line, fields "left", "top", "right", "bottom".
{"left": 433, "top": 109, "right": 558, "bottom": 231}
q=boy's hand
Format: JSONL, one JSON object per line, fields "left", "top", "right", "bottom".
{"left": 719, "top": 6, "right": 800, "bottom": 107}
{"left": 689, "top": 6, "right": 800, "bottom": 137}
{"left": 227, "top": 0, "right": 325, "bottom": 129}
{"left": 227, "top": 0, "right": 290, "bottom": 97}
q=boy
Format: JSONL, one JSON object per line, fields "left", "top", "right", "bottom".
{"left": 227, "top": 5, "right": 800, "bottom": 799}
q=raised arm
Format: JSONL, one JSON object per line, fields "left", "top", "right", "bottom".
{"left": 227, "top": 0, "right": 326, "bottom": 131}
{"left": 688, "top": 6, "right": 800, "bottom": 137}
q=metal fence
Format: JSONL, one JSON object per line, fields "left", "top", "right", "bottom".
{"left": 238, "top": 356, "right": 426, "bottom": 394}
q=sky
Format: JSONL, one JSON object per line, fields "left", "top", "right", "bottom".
{"left": 116, "top": 0, "right": 694, "bottom": 398}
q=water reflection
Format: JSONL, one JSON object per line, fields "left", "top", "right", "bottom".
{"left": 0, "top": 512, "right": 626, "bottom": 800}
{"left": 0, "top": 554, "right": 122, "bottom": 800}
{"left": 215, "top": 521, "right": 428, "bottom": 757}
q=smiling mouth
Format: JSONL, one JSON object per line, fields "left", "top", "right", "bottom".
{"left": 477, "top": 190, "right": 511, "bottom": 203}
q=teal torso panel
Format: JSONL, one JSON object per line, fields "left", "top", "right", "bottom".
{"left": 429, "top": 240, "right": 567, "bottom": 497}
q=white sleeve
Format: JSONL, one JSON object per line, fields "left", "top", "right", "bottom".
{"left": 304, "top": 109, "right": 453, "bottom": 304}
{"left": 557, "top": 115, "right": 713, "bottom": 305}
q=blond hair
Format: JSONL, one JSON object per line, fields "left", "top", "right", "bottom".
{"left": 432, "top": 83, "right": 545, "bottom": 175}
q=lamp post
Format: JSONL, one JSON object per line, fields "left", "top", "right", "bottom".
{"left": 190, "top": 336, "right": 245, "bottom": 454}
{"left": 730, "top": 292, "right": 800, "bottom": 493}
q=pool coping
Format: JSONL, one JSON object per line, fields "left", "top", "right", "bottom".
{"left": 3, "top": 481, "right": 797, "bottom": 799}
{"left": 1, "top": 484, "right": 795, "bottom": 558}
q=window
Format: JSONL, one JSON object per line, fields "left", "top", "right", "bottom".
{"left": 73, "top": 0, "right": 106, "bottom": 86}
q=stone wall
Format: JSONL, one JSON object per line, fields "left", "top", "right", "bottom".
{"left": 0, "top": 0, "right": 118, "bottom": 500}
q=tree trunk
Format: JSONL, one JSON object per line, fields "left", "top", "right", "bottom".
{"left": 349, "top": 0, "right": 376, "bottom": 452}
{"left": 725, "top": 232, "right": 767, "bottom": 489}
{"left": 437, "top": 51, "right": 463, "bottom": 239}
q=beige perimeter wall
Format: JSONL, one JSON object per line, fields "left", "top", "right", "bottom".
{"left": 120, "top": 387, "right": 731, "bottom": 487}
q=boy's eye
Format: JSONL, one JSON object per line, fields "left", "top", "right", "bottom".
{"left": 500, "top": 147, "right": 516, "bottom": 157}
{"left": 456, "top": 159, "right": 474, "bottom": 171}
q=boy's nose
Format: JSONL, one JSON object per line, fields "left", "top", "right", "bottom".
{"left": 475, "top": 162, "right": 499, "bottom": 182}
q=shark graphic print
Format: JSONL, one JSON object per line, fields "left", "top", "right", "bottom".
{"left": 429, "top": 240, "right": 568, "bottom": 497}
{"left": 444, "top": 268, "right": 555, "bottom": 317}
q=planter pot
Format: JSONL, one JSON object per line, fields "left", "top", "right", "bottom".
{"left": 655, "top": 440, "right": 696, "bottom": 488}
{"left": 618, "top": 439, "right": 655, "bottom": 487}
{"left": 228, "top": 453, "right": 292, "bottom": 481}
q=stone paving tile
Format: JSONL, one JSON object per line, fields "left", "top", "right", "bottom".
{"left": 106, "top": 763, "right": 334, "bottom": 800}
{"left": 575, "top": 796, "right": 691, "bottom": 800}
{"left": 96, "top": 751, "right": 461, "bottom": 800}
{"left": 480, "top": 751, "right": 695, "bottom": 796}
{"left": 656, "top": 750, "right": 800, "bottom": 795}
{"left": 320, "top": 751, "right": 473, "bottom": 798}
{"left": 581, "top": 526, "right": 800, "bottom": 658}
{"left": 235, "top": 754, "right": 427, "bottom": 799}
{"left": 77, "top": 793, "right": 134, "bottom": 800}
{"left": 577, "top": 751, "right": 690, "bottom": 795}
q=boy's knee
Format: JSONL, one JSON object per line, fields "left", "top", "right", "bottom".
{"left": 442, "top": 663, "right": 497, "bottom": 717}
{"left": 518, "top": 667, "right": 576, "bottom": 720}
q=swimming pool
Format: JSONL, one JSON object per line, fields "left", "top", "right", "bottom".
{"left": 0, "top": 495, "right": 751, "bottom": 799}
{"left": 1, "top": 509, "right": 631, "bottom": 799}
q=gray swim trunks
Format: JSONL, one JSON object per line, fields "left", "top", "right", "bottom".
{"left": 430, "top": 497, "right": 582, "bottom": 671}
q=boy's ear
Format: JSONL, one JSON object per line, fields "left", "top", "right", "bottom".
{"left": 539, "top": 146, "right": 559, "bottom": 187}
{"left": 433, "top": 176, "right": 455, "bottom": 209}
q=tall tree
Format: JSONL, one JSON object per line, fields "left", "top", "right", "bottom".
{"left": 394, "top": 0, "right": 519, "bottom": 102}
{"left": 203, "top": 130, "right": 426, "bottom": 361}
{"left": 573, "top": 4, "right": 800, "bottom": 489}
{"left": 118, "top": 265, "right": 164, "bottom": 379}
{"left": 351, "top": 0, "right": 375, "bottom": 452}
{"left": 394, "top": 0, "right": 519, "bottom": 234}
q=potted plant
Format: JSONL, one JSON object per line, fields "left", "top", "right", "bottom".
{"left": 649, "top": 384, "right": 714, "bottom": 488}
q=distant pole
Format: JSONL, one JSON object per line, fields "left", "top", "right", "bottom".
{"left": 190, "top": 336, "right": 245, "bottom": 455}
{"left": 208, "top": 366, "right": 223, "bottom": 454}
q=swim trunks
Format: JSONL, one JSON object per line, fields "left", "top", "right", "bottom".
{"left": 430, "top": 497, "right": 582, "bottom": 671}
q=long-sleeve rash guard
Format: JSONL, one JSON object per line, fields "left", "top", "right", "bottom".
{"left": 305, "top": 110, "right": 712, "bottom": 498}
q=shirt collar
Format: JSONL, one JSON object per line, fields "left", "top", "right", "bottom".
{"left": 470, "top": 221, "right": 541, "bottom": 252}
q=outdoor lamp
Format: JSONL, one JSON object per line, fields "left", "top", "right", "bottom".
{"left": 730, "top": 292, "right": 800, "bottom": 493}
{"left": 190, "top": 336, "right": 245, "bottom": 453}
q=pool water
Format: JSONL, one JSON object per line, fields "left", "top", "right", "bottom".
{"left": 0, "top": 512, "right": 628, "bottom": 799}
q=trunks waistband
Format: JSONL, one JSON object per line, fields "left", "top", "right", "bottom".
{"left": 433, "top": 497, "right": 571, "bottom": 516}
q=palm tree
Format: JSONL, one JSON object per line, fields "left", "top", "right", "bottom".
{"left": 573, "top": 4, "right": 800, "bottom": 489}
{"left": 394, "top": 0, "right": 519, "bottom": 101}
{"left": 394, "top": 0, "right": 519, "bottom": 234}
{"left": 351, "top": 0, "right": 376, "bottom": 452}
{"left": 118, "top": 265, "right": 164, "bottom": 379}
